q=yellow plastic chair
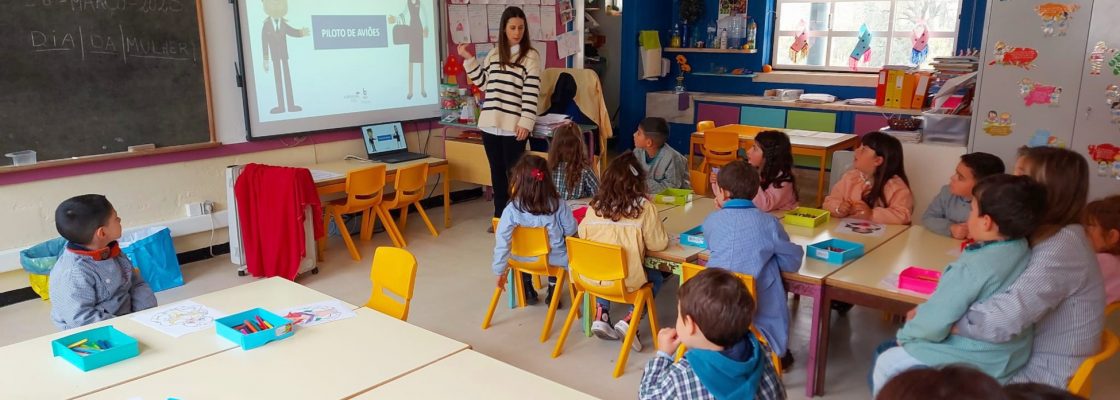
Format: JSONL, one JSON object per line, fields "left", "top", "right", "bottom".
{"left": 553, "top": 237, "right": 659, "bottom": 378}
{"left": 674, "top": 263, "right": 783, "bottom": 376}
{"left": 364, "top": 247, "right": 418, "bottom": 321}
{"left": 689, "top": 121, "right": 717, "bottom": 169}
{"left": 699, "top": 129, "right": 742, "bottom": 173}
{"left": 482, "top": 218, "right": 574, "bottom": 342}
{"left": 379, "top": 163, "right": 438, "bottom": 247}
{"left": 689, "top": 169, "right": 710, "bottom": 197}
{"left": 1067, "top": 329, "right": 1119, "bottom": 397}
{"left": 1107, "top": 301, "right": 1119, "bottom": 317}
{"left": 323, "top": 165, "right": 403, "bottom": 261}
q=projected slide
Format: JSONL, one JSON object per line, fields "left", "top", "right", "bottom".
{"left": 238, "top": 0, "right": 439, "bottom": 138}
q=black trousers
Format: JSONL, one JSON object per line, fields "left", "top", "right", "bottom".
{"left": 482, "top": 133, "right": 526, "bottom": 217}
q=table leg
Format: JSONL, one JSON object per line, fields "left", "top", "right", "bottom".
{"left": 816, "top": 154, "right": 828, "bottom": 207}
{"left": 784, "top": 280, "right": 827, "bottom": 397}
{"left": 811, "top": 286, "right": 833, "bottom": 396}
{"left": 442, "top": 167, "right": 452, "bottom": 228}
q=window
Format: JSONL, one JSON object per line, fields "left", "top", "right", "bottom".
{"left": 773, "top": 0, "right": 962, "bottom": 72}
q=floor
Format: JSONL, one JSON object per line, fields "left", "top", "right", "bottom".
{"left": 1, "top": 199, "right": 1117, "bottom": 399}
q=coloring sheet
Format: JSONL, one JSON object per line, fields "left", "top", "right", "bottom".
{"left": 280, "top": 300, "right": 357, "bottom": 327}
{"left": 131, "top": 300, "right": 224, "bottom": 338}
{"left": 835, "top": 218, "right": 887, "bottom": 237}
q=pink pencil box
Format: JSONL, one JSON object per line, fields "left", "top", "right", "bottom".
{"left": 898, "top": 267, "right": 941, "bottom": 295}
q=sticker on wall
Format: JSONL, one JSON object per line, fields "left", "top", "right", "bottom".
{"left": 1088, "top": 144, "right": 1120, "bottom": 177}
{"left": 1028, "top": 129, "right": 1066, "bottom": 149}
{"left": 1107, "top": 84, "right": 1120, "bottom": 124}
{"left": 1110, "top": 50, "right": 1120, "bottom": 76}
{"left": 789, "top": 20, "right": 810, "bottom": 64}
{"left": 983, "top": 111, "right": 1015, "bottom": 136}
{"left": 911, "top": 23, "right": 929, "bottom": 66}
{"left": 1089, "top": 42, "right": 1117, "bottom": 75}
{"left": 989, "top": 42, "right": 1037, "bottom": 70}
{"left": 1019, "top": 78, "right": 1062, "bottom": 107}
{"left": 849, "top": 23, "right": 873, "bottom": 71}
{"left": 1036, "top": 3, "right": 1079, "bottom": 37}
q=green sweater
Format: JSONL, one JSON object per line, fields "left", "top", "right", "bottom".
{"left": 897, "top": 239, "right": 1033, "bottom": 382}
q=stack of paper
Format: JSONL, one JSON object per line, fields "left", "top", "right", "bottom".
{"left": 533, "top": 113, "right": 572, "bottom": 136}
{"left": 797, "top": 93, "right": 837, "bottom": 104}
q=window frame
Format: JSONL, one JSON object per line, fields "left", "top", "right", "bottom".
{"left": 772, "top": 0, "right": 963, "bottom": 73}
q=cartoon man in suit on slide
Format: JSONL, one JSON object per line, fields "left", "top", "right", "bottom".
{"left": 262, "top": 0, "right": 309, "bottom": 114}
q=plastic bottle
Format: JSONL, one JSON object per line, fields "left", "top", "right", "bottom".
{"left": 728, "top": 16, "right": 742, "bottom": 50}
{"left": 747, "top": 18, "right": 757, "bottom": 50}
{"left": 706, "top": 22, "right": 718, "bottom": 49}
{"left": 458, "top": 88, "right": 477, "bottom": 124}
{"left": 670, "top": 24, "right": 682, "bottom": 48}
{"left": 719, "top": 29, "right": 728, "bottom": 49}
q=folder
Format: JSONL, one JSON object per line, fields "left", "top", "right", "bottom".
{"left": 875, "top": 69, "right": 888, "bottom": 106}
{"left": 885, "top": 69, "right": 905, "bottom": 108}
{"left": 900, "top": 72, "right": 917, "bottom": 110}
{"left": 911, "top": 71, "right": 932, "bottom": 109}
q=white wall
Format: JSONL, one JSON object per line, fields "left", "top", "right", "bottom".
{"left": 201, "top": 0, "right": 251, "bottom": 145}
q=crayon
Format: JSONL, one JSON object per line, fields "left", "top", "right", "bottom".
{"left": 89, "top": 342, "right": 102, "bottom": 350}
{"left": 71, "top": 348, "right": 91, "bottom": 356}
{"left": 239, "top": 327, "right": 250, "bottom": 335}
{"left": 67, "top": 339, "right": 88, "bottom": 348}
{"left": 260, "top": 320, "right": 273, "bottom": 330}
{"left": 255, "top": 315, "right": 267, "bottom": 329}
{"left": 243, "top": 320, "right": 258, "bottom": 333}
{"left": 98, "top": 340, "right": 111, "bottom": 349}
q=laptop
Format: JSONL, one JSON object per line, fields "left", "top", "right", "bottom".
{"left": 361, "top": 122, "right": 428, "bottom": 164}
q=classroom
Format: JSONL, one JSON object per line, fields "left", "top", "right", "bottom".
{"left": 1, "top": 0, "right": 1118, "bottom": 399}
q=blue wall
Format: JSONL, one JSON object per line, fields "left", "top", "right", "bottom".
{"left": 617, "top": 0, "right": 987, "bottom": 152}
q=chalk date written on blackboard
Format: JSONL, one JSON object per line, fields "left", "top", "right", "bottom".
{"left": 29, "top": 25, "right": 199, "bottom": 63}
{"left": 23, "top": 0, "right": 186, "bottom": 14}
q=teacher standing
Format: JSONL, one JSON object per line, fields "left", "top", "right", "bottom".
{"left": 459, "top": 6, "right": 541, "bottom": 230}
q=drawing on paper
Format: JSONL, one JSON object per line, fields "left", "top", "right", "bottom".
{"left": 151, "top": 304, "right": 215, "bottom": 328}
{"left": 281, "top": 300, "right": 357, "bottom": 327}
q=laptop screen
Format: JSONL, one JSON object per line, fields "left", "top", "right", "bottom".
{"left": 361, "top": 123, "right": 406, "bottom": 155}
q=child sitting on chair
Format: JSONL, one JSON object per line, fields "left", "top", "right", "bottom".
{"left": 633, "top": 117, "right": 689, "bottom": 195}
{"left": 50, "top": 195, "right": 157, "bottom": 330}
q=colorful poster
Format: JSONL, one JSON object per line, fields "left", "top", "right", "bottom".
{"left": 718, "top": 0, "right": 746, "bottom": 16}
{"left": 1107, "top": 84, "right": 1120, "bottom": 124}
{"left": 1019, "top": 78, "right": 1061, "bottom": 107}
{"left": 1089, "top": 144, "right": 1120, "bottom": 177}
{"left": 1036, "top": 2, "right": 1079, "bottom": 37}
{"left": 448, "top": 5, "right": 471, "bottom": 44}
{"left": 982, "top": 110, "right": 1014, "bottom": 136}
{"left": 989, "top": 42, "right": 1037, "bottom": 70}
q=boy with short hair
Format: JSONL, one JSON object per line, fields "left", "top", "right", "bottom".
{"left": 922, "top": 152, "right": 1005, "bottom": 238}
{"left": 639, "top": 268, "right": 786, "bottom": 400}
{"left": 49, "top": 194, "right": 157, "bottom": 330}
{"left": 702, "top": 160, "right": 803, "bottom": 366}
{"left": 872, "top": 174, "right": 1047, "bottom": 394}
{"left": 633, "top": 117, "right": 690, "bottom": 194}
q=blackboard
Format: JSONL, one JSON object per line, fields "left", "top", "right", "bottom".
{"left": 0, "top": 0, "right": 213, "bottom": 165}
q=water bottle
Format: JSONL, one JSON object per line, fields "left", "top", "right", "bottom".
{"left": 670, "top": 24, "right": 682, "bottom": 48}
{"left": 719, "top": 29, "right": 728, "bottom": 49}
{"left": 747, "top": 18, "right": 757, "bottom": 50}
{"left": 706, "top": 22, "right": 718, "bottom": 49}
{"left": 728, "top": 16, "right": 742, "bottom": 49}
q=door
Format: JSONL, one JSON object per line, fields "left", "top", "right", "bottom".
{"left": 1070, "top": 0, "right": 1120, "bottom": 200}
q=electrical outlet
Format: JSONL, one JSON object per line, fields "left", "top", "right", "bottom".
{"left": 185, "top": 201, "right": 214, "bottom": 217}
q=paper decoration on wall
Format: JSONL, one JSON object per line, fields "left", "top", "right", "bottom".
{"left": 1036, "top": 3, "right": 1079, "bottom": 37}
{"left": 983, "top": 110, "right": 1014, "bottom": 136}
{"left": 559, "top": 0, "right": 573, "bottom": 24}
{"left": 989, "top": 41, "right": 1037, "bottom": 70}
{"left": 1088, "top": 42, "right": 1116, "bottom": 75}
{"left": 789, "top": 20, "right": 810, "bottom": 64}
{"left": 1019, "top": 78, "right": 1061, "bottom": 107}
{"left": 450, "top": 0, "right": 470, "bottom": 4}
{"left": 1107, "top": 84, "right": 1120, "bottom": 124}
{"left": 524, "top": 5, "right": 542, "bottom": 41}
{"left": 467, "top": 5, "right": 489, "bottom": 43}
{"left": 556, "top": 30, "right": 580, "bottom": 58}
{"left": 911, "top": 23, "right": 929, "bottom": 66}
{"left": 719, "top": 0, "right": 746, "bottom": 16}
{"left": 849, "top": 23, "right": 873, "bottom": 71}
{"left": 1110, "top": 51, "right": 1120, "bottom": 76}
{"left": 540, "top": 6, "right": 557, "bottom": 41}
{"left": 1089, "top": 144, "right": 1120, "bottom": 177}
{"left": 1029, "top": 129, "right": 1066, "bottom": 148}
{"left": 487, "top": 5, "right": 505, "bottom": 42}
{"left": 448, "top": 5, "right": 471, "bottom": 44}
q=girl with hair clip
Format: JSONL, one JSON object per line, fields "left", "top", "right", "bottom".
{"left": 547, "top": 122, "right": 599, "bottom": 200}
{"left": 491, "top": 155, "right": 577, "bottom": 306}
{"left": 579, "top": 152, "right": 669, "bottom": 351}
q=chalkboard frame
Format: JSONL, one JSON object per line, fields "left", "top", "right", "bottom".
{"left": 0, "top": 0, "right": 216, "bottom": 174}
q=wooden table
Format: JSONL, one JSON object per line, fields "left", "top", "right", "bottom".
{"left": 303, "top": 157, "right": 452, "bottom": 228}
{"left": 351, "top": 350, "right": 597, "bottom": 399}
{"left": 688, "top": 125, "right": 861, "bottom": 206}
{"left": 809, "top": 227, "right": 960, "bottom": 396}
{"left": 79, "top": 308, "right": 469, "bottom": 400}
{"left": 695, "top": 215, "right": 909, "bottom": 397}
{"left": 0, "top": 278, "right": 348, "bottom": 400}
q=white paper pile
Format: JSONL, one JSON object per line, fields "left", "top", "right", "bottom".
{"left": 534, "top": 113, "right": 572, "bottom": 136}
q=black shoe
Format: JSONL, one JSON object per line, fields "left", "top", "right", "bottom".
{"left": 780, "top": 350, "right": 794, "bottom": 371}
{"left": 524, "top": 288, "right": 539, "bottom": 306}
{"left": 832, "top": 301, "right": 854, "bottom": 314}
{"left": 545, "top": 285, "right": 563, "bottom": 309}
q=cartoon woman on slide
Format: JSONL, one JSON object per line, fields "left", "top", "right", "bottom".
{"left": 261, "top": 0, "right": 309, "bottom": 114}
{"left": 396, "top": 0, "right": 428, "bottom": 99}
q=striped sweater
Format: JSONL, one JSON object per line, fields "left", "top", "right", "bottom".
{"left": 464, "top": 47, "right": 542, "bottom": 133}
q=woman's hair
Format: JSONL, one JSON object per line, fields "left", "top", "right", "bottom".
{"left": 1083, "top": 194, "right": 1120, "bottom": 254}
{"left": 860, "top": 132, "right": 909, "bottom": 208}
{"left": 498, "top": 6, "right": 533, "bottom": 67}
{"left": 590, "top": 152, "right": 647, "bottom": 221}
{"left": 754, "top": 130, "right": 798, "bottom": 200}
{"left": 547, "top": 123, "right": 592, "bottom": 194}
{"left": 876, "top": 364, "right": 1007, "bottom": 400}
{"left": 1018, "top": 147, "right": 1089, "bottom": 244}
{"left": 509, "top": 154, "right": 560, "bottom": 216}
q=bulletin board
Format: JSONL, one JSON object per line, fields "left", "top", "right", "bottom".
{"left": 443, "top": 0, "right": 575, "bottom": 72}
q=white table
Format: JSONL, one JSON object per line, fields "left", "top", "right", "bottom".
{"left": 80, "top": 308, "right": 469, "bottom": 399}
{"left": 351, "top": 350, "right": 597, "bottom": 399}
{"left": 0, "top": 278, "right": 347, "bottom": 400}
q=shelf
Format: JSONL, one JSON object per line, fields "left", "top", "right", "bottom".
{"left": 664, "top": 48, "right": 758, "bottom": 54}
{"left": 692, "top": 72, "right": 757, "bottom": 78}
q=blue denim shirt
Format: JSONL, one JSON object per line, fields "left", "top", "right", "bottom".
{"left": 492, "top": 201, "right": 578, "bottom": 275}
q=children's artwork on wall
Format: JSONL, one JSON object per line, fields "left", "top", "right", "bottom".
{"left": 1088, "top": 41, "right": 1116, "bottom": 75}
{"left": 1110, "top": 50, "right": 1120, "bottom": 76}
{"left": 1028, "top": 129, "right": 1066, "bottom": 148}
{"left": 281, "top": 300, "right": 357, "bottom": 327}
{"left": 1019, "top": 78, "right": 1061, "bottom": 107}
{"left": 837, "top": 219, "right": 886, "bottom": 237}
{"left": 131, "top": 300, "right": 224, "bottom": 338}
{"left": 1107, "top": 84, "right": 1120, "bottom": 124}
{"left": 1088, "top": 144, "right": 1120, "bottom": 177}
{"left": 789, "top": 20, "right": 810, "bottom": 64}
{"left": 911, "top": 23, "right": 929, "bottom": 66}
{"left": 718, "top": 0, "right": 746, "bottom": 16}
{"left": 983, "top": 110, "right": 1015, "bottom": 136}
{"left": 848, "top": 23, "right": 873, "bottom": 71}
{"left": 988, "top": 41, "right": 1037, "bottom": 70}
{"left": 1035, "top": 2, "right": 1079, "bottom": 37}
